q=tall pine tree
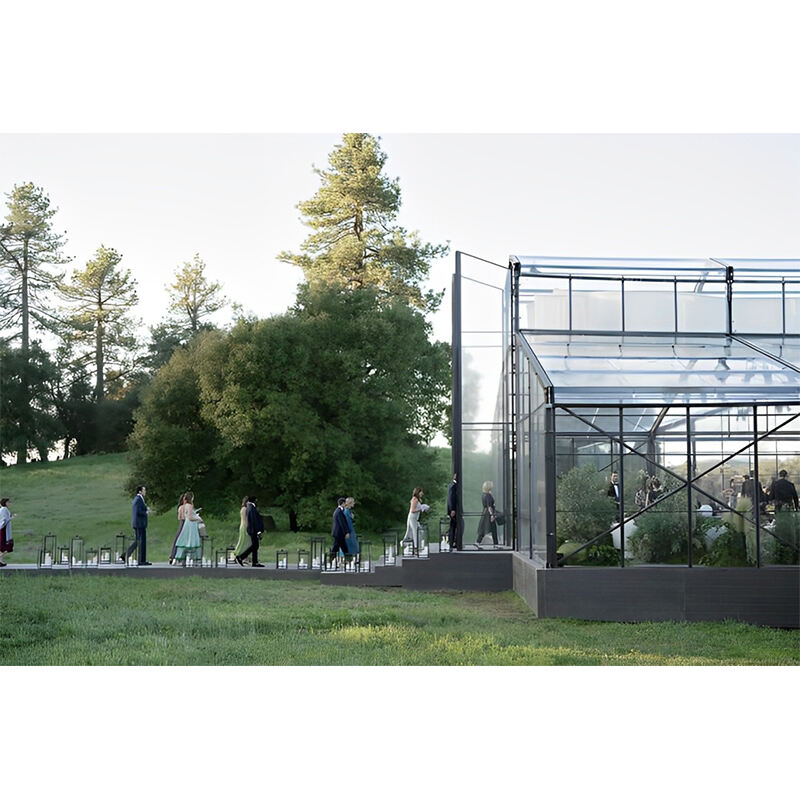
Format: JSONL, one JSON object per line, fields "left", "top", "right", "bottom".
{"left": 278, "top": 133, "right": 448, "bottom": 313}
{"left": 60, "top": 244, "right": 140, "bottom": 401}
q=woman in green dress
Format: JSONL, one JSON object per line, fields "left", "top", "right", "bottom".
{"left": 234, "top": 496, "right": 249, "bottom": 559}
{"left": 174, "top": 491, "right": 203, "bottom": 564}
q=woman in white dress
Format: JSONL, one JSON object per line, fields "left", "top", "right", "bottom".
{"left": 402, "top": 487, "right": 430, "bottom": 549}
{"left": 0, "top": 497, "right": 16, "bottom": 567}
{"left": 173, "top": 491, "right": 203, "bottom": 565}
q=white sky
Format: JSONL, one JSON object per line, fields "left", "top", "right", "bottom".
{"left": 1, "top": 133, "right": 798, "bottom": 346}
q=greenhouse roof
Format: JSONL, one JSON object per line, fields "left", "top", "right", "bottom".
{"left": 520, "top": 331, "right": 800, "bottom": 405}
{"left": 514, "top": 256, "right": 800, "bottom": 279}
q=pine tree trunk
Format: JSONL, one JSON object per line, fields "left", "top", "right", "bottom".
{"left": 17, "top": 241, "right": 30, "bottom": 464}
{"left": 95, "top": 317, "right": 104, "bottom": 401}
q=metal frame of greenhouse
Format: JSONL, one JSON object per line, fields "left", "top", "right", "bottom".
{"left": 452, "top": 253, "right": 800, "bottom": 625}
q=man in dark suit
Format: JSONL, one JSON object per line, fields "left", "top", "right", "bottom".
{"left": 447, "top": 474, "right": 461, "bottom": 550}
{"left": 124, "top": 485, "right": 151, "bottom": 565}
{"left": 771, "top": 470, "right": 799, "bottom": 512}
{"left": 329, "top": 497, "right": 349, "bottom": 566}
{"left": 236, "top": 496, "right": 265, "bottom": 566}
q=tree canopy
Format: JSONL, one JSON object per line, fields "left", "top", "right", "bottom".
{"left": 278, "top": 133, "right": 448, "bottom": 313}
{"left": 127, "top": 286, "right": 450, "bottom": 530}
{"left": 166, "top": 253, "right": 227, "bottom": 338}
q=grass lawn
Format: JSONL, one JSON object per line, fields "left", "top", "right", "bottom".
{"left": 1, "top": 575, "right": 798, "bottom": 665}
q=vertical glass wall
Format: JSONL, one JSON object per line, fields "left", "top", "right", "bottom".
{"left": 454, "top": 253, "right": 512, "bottom": 547}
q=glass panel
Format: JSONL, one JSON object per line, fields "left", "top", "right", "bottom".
{"left": 624, "top": 286, "right": 675, "bottom": 332}
{"left": 732, "top": 281, "right": 784, "bottom": 334}
{"left": 677, "top": 288, "right": 727, "bottom": 332}
{"left": 570, "top": 279, "right": 621, "bottom": 331}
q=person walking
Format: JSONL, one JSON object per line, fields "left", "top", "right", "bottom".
{"left": 124, "top": 485, "right": 151, "bottom": 565}
{"left": 0, "top": 497, "right": 16, "bottom": 567}
{"left": 401, "top": 487, "right": 429, "bottom": 550}
{"left": 447, "top": 474, "right": 461, "bottom": 550}
{"left": 328, "top": 497, "right": 349, "bottom": 567}
{"left": 168, "top": 492, "right": 187, "bottom": 565}
{"left": 235, "top": 496, "right": 265, "bottom": 567}
{"left": 173, "top": 491, "right": 203, "bottom": 565}
{"left": 344, "top": 497, "right": 360, "bottom": 560}
{"left": 772, "top": 470, "right": 799, "bottom": 512}
{"left": 476, "top": 480, "right": 498, "bottom": 546}
{"left": 233, "top": 496, "right": 250, "bottom": 559}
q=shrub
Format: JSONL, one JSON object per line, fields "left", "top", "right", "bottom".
{"left": 555, "top": 464, "right": 617, "bottom": 546}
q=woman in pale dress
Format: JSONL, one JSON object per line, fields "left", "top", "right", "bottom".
{"left": 402, "top": 487, "right": 430, "bottom": 548}
{"left": 168, "top": 493, "right": 187, "bottom": 565}
{"left": 234, "top": 496, "right": 249, "bottom": 559}
{"left": 173, "top": 491, "right": 203, "bottom": 565}
{"left": 0, "top": 497, "right": 16, "bottom": 567}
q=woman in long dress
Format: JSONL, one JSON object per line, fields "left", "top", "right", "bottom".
{"left": 168, "top": 493, "right": 187, "bottom": 565}
{"left": 173, "top": 491, "right": 203, "bottom": 565}
{"left": 234, "top": 496, "right": 249, "bottom": 559}
{"left": 476, "top": 480, "right": 498, "bottom": 546}
{"left": 402, "top": 487, "right": 429, "bottom": 549}
{"left": 0, "top": 497, "right": 15, "bottom": 567}
{"left": 344, "top": 496, "right": 359, "bottom": 558}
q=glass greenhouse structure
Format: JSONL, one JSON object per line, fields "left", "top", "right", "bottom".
{"left": 452, "top": 253, "right": 800, "bottom": 574}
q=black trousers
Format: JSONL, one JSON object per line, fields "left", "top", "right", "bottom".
{"left": 448, "top": 515, "right": 462, "bottom": 550}
{"left": 330, "top": 535, "right": 348, "bottom": 557}
{"left": 238, "top": 533, "right": 260, "bottom": 563}
{"left": 126, "top": 527, "right": 147, "bottom": 562}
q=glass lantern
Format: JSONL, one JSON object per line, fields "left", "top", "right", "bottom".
{"left": 297, "top": 547, "right": 310, "bottom": 569}
{"left": 310, "top": 537, "right": 326, "bottom": 570}
{"left": 215, "top": 548, "right": 228, "bottom": 568}
{"left": 99, "top": 545, "right": 112, "bottom": 565}
{"left": 70, "top": 536, "right": 85, "bottom": 567}
{"left": 39, "top": 533, "right": 57, "bottom": 568}
{"left": 58, "top": 544, "right": 70, "bottom": 566}
{"left": 115, "top": 533, "right": 128, "bottom": 565}
{"left": 85, "top": 547, "right": 98, "bottom": 568}
{"left": 382, "top": 533, "right": 397, "bottom": 566}
{"left": 276, "top": 548, "right": 288, "bottom": 569}
{"left": 201, "top": 535, "right": 213, "bottom": 567}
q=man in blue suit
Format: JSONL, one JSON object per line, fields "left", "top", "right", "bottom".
{"left": 124, "top": 485, "right": 151, "bottom": 565}
{"left": 329, "top": 497, "right": 349, "bottom": 566}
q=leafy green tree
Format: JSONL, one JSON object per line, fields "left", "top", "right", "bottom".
{"left": 60, "top": 244, "right": 140, "bottom": 401}
{"left": 127, "top": 287, "right": 450, "bottom": 530}
{"left": 166, "top": 253, "right": 227, "bottom": 338}
{"left": 126, "top": 331, "right": 227, "bottom": 510}
{"left": 278, "top": 133, "right": 448, "bottom": 313}
{"left": 0, "top": 342, "right": 64, "bottom": 462}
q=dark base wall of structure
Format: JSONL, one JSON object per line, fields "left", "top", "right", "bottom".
{"left": 513, "top": 554, "right": 800, "bottom": 628}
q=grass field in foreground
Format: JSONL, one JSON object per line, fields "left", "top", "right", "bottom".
{"left": 2, "top": 575, "right": 798, "bottom": 665}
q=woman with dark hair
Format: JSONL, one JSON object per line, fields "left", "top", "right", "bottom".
{"left": 168, "top": 493, "right": 187, "bottom": 565}
{"left": 476, "top": 480, "right": 498, "bottom": 546}
{"left": 0, "top": 497, "right": 16, "bottom": 567}
{"left": 173, "top": 491, "right": 203, "bottom": 565}
{"left": 401, "top": 487, "right": 430, "bottom": 550}
{"left": 234, "top": 496, "right": 249, "bottom": 558}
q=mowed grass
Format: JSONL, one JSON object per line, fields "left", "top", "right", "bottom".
{"left": 1, "top": 575, "right": 798, "bottom": 665}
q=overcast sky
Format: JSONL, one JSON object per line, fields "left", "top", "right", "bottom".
{"left": 2, "top": 133, "right": 798, "bottom": 346}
